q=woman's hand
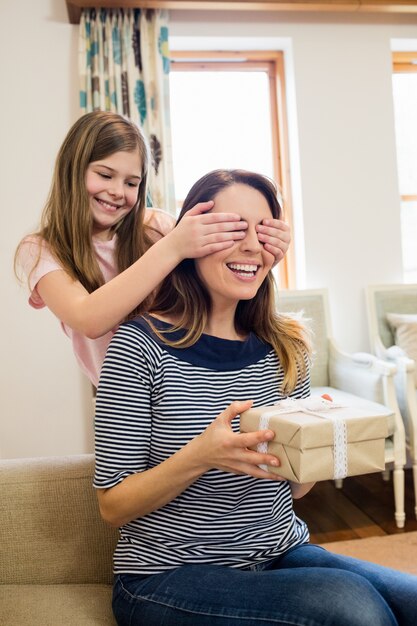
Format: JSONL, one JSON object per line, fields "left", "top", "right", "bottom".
{"left": 167, "top": 201, "right": 248, "bottom": 260}
{"left": 256, "top": 218, "right": 291, "bottom": 266}
{"left": 194, "top": 400, "right": 284, "bottom": 480}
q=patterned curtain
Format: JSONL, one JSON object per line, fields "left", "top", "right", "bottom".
{"left": 79, "top": 8, "right": 175, "bottom": 214}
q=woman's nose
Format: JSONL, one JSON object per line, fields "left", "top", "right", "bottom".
{"left": 240, "top": 226, "right": 262, "bottom": 252}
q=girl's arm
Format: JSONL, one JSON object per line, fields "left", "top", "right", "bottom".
{"left": 97, "top": 399, "right": 283, "bottom": 528}
{"left": 35, "top": 203, "right": 247, "bottom": 339}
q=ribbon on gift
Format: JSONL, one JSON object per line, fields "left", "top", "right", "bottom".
{"left": 256, "top": 397, "right": 348, "bottom": 480}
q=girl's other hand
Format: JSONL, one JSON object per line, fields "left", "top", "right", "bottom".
{"left": 256, "top": 219, "right": 291, "bottom": 266}
{"left": 171, "top": 201, "right": 248, "bottom": 259}
{"left": 195, "top": 400, "right": 284, "bottom": 481}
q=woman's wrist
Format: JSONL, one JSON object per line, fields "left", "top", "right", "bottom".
{"left": 182, "top": 433, "right": 212, "bottom": 476}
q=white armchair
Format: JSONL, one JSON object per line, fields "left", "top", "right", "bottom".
{"left": 276, "top": 288, "right": 407, "bottom": 528}
{"left": 366, "top": 284, "right": 417, "bottom": 519}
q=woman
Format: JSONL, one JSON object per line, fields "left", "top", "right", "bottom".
{"left": 94, "top": 169, "right": 416, "bottom": 626}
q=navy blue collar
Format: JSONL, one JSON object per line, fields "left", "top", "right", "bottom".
{"left": 126, "top": 315, "right": 272, "bottom": 371}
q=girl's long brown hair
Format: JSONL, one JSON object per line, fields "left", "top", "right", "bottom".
{"left": 16, "top": 111, "right": 155, "bottom": 308}
{"left": 150, "top": 169, "right": 311, "bottom": 393}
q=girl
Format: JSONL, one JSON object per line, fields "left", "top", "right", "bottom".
{"left": 15, "top": 112, "right": 290, "bottom": 387}
{"left": 94, "top": 169, "right": 417, "bottom": 626}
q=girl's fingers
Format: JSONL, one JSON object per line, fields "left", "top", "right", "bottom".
{"left": 256, "top": 219, "right": 290, "bottom": 266}
{"left": 256, "top": 227, "right": 289, "bottom": 243}
{"left": 201, "top": 212, "right": 244, "bottom": 225}
{"left": 185, "top": 201, "right": 215, "bottom": 216}
{"left": 200, "top": 220, "right": 247, "bottom": 233}
{"left": 185, "top": 202, "right": 243, "bottom": 225}
{"left": 261, "top": 218, "right": 291, "bottom": 234}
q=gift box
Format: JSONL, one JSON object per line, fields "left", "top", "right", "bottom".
{"left": 240, "top": 397, "right": 390, "bottom": 483}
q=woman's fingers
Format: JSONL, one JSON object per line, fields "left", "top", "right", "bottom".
{"left": 221, "top": 400, "right": 253, "bottom": 424}
{"left": 231, "top": 460, "right": 285, "bottom": 481}
{"left": 199, "top": 400, "right": 283, "bottom": 480}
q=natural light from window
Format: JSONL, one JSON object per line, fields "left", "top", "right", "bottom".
{"left": 169, "top": 71, "right": 274, "bottom": 204}
{"left": 392, "top": 72, "right": 417, "bottom": 283}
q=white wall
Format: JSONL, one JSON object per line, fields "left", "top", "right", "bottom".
{"left": 0, "top": 0, "right": 93, "bottom": 459}
{"left": 1, "top": 3, "right": 416, "bottom": 458}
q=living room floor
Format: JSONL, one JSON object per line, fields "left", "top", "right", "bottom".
{"left": 293, "top": 468, "right": 417, "bottom": 544}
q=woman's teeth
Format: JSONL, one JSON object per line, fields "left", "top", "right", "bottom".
{"left": 227, "top": 263, "right": 258, "bottom": 277}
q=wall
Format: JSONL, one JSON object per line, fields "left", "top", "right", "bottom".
{"left": 1, "top": 2, "right": 416, "bottom": 458}
{"left": 0, "top": 0, "right": 93, "bottom": 459}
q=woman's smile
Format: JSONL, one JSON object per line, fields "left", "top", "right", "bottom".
{"left": 225, "top": 261, "right": 261, "bottom": 281}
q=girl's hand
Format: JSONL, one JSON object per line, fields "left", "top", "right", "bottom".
{"left": 256, "top": 219, "right": 291, "bottom": 266}
{"left": 170, "top": 201, "right": 248, "bottom": 259}
{"left": 195, "top": 400, "right": 284, "bottom": 480}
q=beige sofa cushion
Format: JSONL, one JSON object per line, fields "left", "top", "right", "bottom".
{"left": 0, "top": 584, "right": 116, "bottom": 626}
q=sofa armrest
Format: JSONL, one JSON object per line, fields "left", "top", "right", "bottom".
{"left": 0, "top": 454, "right": 118, "bottom": 586}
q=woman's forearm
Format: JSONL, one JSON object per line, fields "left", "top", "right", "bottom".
{"left": 97, "top": 436, "right": 207, "bottom": 527}
{"left": 290, "top": 481, "right": 315, "bottom": 499}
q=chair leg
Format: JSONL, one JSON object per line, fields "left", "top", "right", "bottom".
{"left": 393, "top": 465, "right": 405, "bottom": 529}
{"left": 413, "top": 463, "right": 417, "bottom": 520}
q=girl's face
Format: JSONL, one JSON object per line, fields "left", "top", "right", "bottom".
{"left": 86, "top": 150, "right": 142, "bottom": 240}
{"left": 195, "top": 183, "right": 275, "bottom": 308}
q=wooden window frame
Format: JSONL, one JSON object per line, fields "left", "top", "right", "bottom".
{"left": 392, "top": 52, "right": 417, "bottom": 205}
{"left": 170, "top": 50, "right": 293, "bottom": 289}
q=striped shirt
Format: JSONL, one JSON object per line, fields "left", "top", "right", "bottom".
{"left": 94, "top": 315, "right": 310, "bottom": 574}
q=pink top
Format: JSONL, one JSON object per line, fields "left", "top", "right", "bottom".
{"left": 18, "top": 208, "right": 175, "bottom": 387}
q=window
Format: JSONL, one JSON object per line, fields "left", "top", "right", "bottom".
{"left": 169, "top": 51, "right": 293, "bottom": 289}
{"left": 392, "top": 52, "right": 417, "bottom": 283}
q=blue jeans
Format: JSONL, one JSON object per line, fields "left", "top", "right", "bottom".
{"left": 112, "top": 544, "right": 417, "bottom": 625}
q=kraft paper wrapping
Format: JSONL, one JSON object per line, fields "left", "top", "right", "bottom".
{"left": 239, "top": 398, "right": 389, "bottom": 484}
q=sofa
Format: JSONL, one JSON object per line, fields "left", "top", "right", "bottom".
{"left": 0, "top": 454, "right": 118, "bottom": 626}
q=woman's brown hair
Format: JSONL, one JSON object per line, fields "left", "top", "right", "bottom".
{"left": 150, "top": 169, "right": 311, "bottom": 393}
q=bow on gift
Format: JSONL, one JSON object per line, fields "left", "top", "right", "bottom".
{"left": 257, "top": 396, "right": 349, "bottom": 480}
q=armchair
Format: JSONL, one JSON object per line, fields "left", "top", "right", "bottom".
{"left": 276, "top": 288, "right": 407, "bottom": 528}
{"left": 366, "top": 284, "right": 417, "bottom": 519}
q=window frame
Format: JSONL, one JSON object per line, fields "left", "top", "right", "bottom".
{"left": 169, "top": 49, "right": 293, "bottom": 289}
{"left": 392, "top": 50, "right": 417, "bottom": 208}
{"left": 392, "top": 51, "right": 417, "bottom": 281}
